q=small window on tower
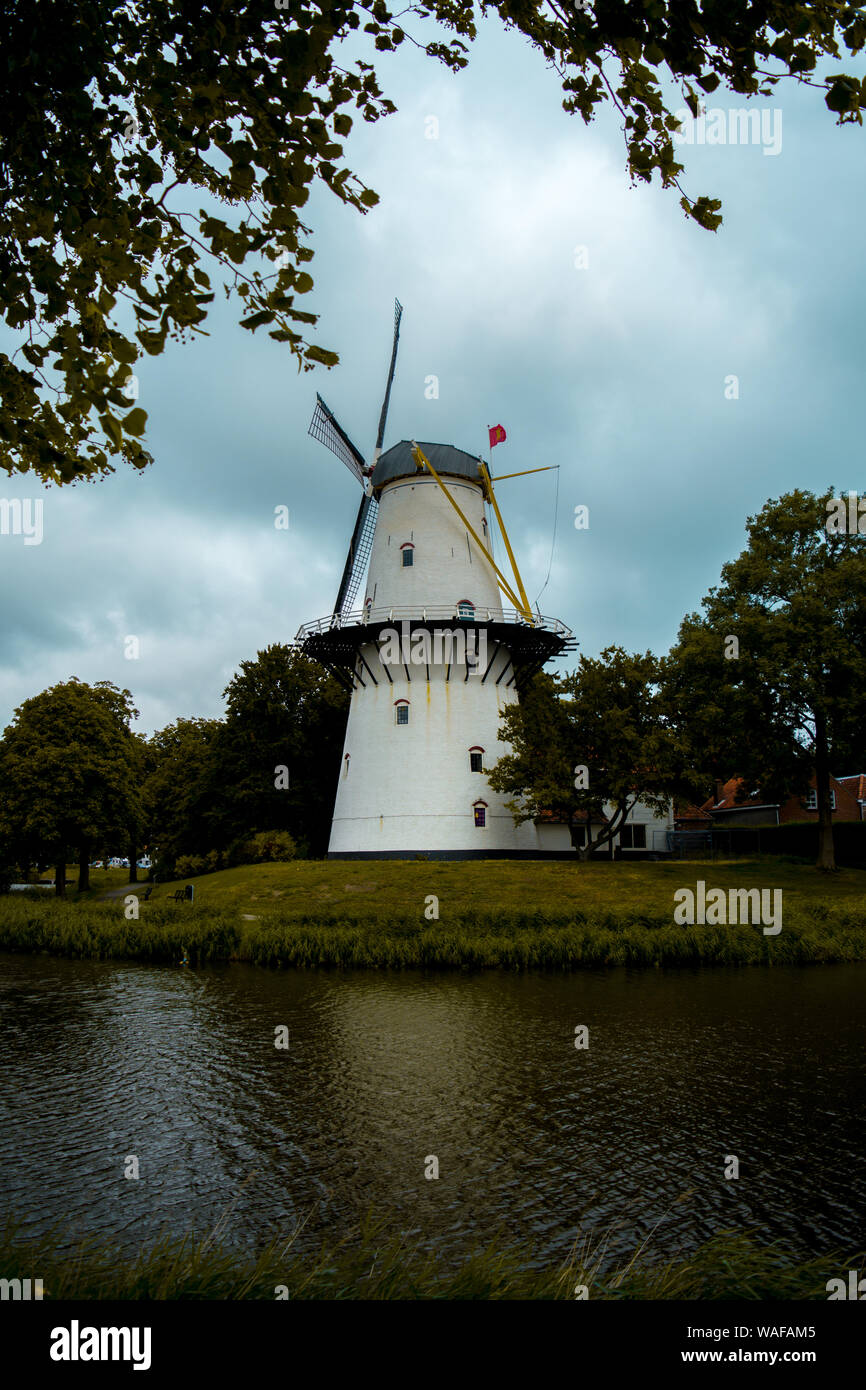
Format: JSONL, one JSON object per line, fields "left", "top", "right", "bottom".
{"left": 469, "top": 748, "right": 484, "bottom": 773}
{"left": 457, "top": 599, "right": 475, "bottom": 620}
{"left": 401, "top": 543, "right": 414, "bottom": 568}
{"left": 395, "top": 701, "right": 409, "bottom": 725}
{"left": 473, "top": 801, "right": 487, "bottom": 828}
{"left": 343, "top": 754, "right": 350, "bottom": 778}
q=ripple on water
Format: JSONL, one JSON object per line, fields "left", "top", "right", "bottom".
{"left": 0, "top": 956, "right": 864, "bottom": 1267}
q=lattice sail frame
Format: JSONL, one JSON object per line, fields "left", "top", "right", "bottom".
{"left": 335, "top": 493, "right": 379, "bottom": 618}
{"left": 308, "top": 393, "right": 367, "bottom": 485}
{"left": 306, "top": 299, "right": 403, "bottom": 619}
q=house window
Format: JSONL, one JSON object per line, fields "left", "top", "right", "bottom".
{"left": 619, "top": 824, "right": 646, "bottom": 849}
{"left": 469, "top": 746, "right": 484, "bottom": 773}
{"left": 808, "top": 788, "right": 836, "bottom": 810}
{"left": 401, "top": 543, "right": 414, "bottom": 568}
{"left": 473, "top": 800, "right": 487, "bottom": 828}
{"left": 395, "top": 701, "right": 409, "bottom": 725}
{"left": 457, "top": 599, "right": 475, "bottom": 620}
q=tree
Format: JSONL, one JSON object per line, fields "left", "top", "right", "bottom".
{"left": 3, "top": 2, "right": 865, "bottom": 482}
{"left": 207, "top": 643, "right": 349, "bottom": 857}
{"left": 488, "top": 648, "right": 687, "bottom": 860}
{"left": 141, "top": 717, "right": 223, "bottom": 874}
{"left": 141, "top": 646, "right": 348, "bottom": 870}
{"left": 0, "top": 679, "right": 142, "bottom": 894}
{"left": 662, "top": 488, "right": 866, "bottom": 870}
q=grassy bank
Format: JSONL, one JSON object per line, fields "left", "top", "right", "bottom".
{"left": 0, "top": 1219, "right": 854, "bottom": 1300}
{"left": 3, "top": 858, "right": 864, "bottom": 969}
{"left": 1, "top": 893, "right": 865, "bottom": 968}
{"left": 144, "top": 855, "right": 866, "bottom": 917}
{"left": 25, "top": 855, "right": 866, "bottom": 915}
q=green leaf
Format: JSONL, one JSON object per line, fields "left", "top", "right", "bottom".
{"left": 240, "top": 310, "right": 275, "bottom": 330}
{"left": 100, "top": 413, "right": 123, "bottom": 449}
{"left": 304, "top": 345, "right": 339, "bottom": 366}
{"left": 122, "top": 407, "right": 147, "bottom": 436}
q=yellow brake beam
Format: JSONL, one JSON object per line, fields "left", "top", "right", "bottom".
{"left": 410, "top": 443, "right": 533, "bottom": 621}
{"left": 478, "top": 460, "right": 534, "bottom": 621}
{"left": 487, "top": 465, "right": 558, "bottom": 482}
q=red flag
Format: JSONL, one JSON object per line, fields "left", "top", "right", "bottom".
{"left": 488, "top": 424, "right": 506, "bottom": 448}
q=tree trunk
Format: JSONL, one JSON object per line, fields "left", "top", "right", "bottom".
{"left": 570, "top": 822, "right": 591, "bottom": 861}
{"left": 128, "top": 844, "right": 138, "bottom": 884}
{"left": 77, "top": 847, "right": 90, "bottom": 893}
{"left": 814, "top": 708, "right": 836, "bottom": 871}
{"left": 587, "top": 802, "right": 630, "bottom": 860}
{"left": 54, "top": 860, "right": 66, "bottom": 897}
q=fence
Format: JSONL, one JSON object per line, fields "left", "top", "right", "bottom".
{"left": 668, "top": 821, "right": 866, "bottom": 864}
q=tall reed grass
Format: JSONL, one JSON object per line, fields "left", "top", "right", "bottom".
{"left": 0, "top": 1215, "right": 852, "bottom": 1300}
{"left": 1, "top": 898, "right": 864, "bottom": 969}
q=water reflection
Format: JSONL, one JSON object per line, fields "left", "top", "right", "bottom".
{"left": 0, "top": 955, "right": 863, "bottom": 1268}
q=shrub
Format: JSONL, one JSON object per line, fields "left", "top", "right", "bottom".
{"left": 239, "top": 830, "right": 297, "bottom": 864}
{"left": 174, "top": 854, "right": 207, "bottom": 878}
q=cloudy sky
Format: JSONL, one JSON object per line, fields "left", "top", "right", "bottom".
{"left": 2, "top": 14, "right": 864, "bottom": 734}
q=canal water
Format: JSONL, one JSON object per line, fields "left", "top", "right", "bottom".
{"left": 1, "top": 954, "right": 863, "bottom": 1269}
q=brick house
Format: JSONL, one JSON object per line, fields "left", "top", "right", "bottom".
{"left": 837, "top": 773, "right": 866, "bottom": 821}
{"left": 692, "top": 773, "right": 864, "bottom": 827}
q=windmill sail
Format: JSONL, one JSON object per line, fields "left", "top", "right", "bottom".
{"left": 308, "top": 394, "right": 367, "bottom": 483}
{"left": 373, "top": 298, "right": 403, "bottom": 466}
{"left": 307, "top": 299, "right": 403, "bottom": 620}
{"left": 335, "top": 493, "right": 378, "bottom": 618}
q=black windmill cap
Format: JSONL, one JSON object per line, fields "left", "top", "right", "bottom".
{"left": 372, "top": 440, "right": 484, "bottom": 491}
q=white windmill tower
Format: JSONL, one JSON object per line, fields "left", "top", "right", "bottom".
{"left": 297, "top": 302, "right": 576, "bottom": 858}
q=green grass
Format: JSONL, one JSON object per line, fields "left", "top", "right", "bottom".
{"left": 0, "top": 1217, "right": 854, "bottom": 1300}
{"left": 2, "top": 858, "right": 863, "bottom": 969}
{"left": 152, "top": 855, "right": 866, "bottom": 919}
{"left": 0, "top": 881, "right": 864, "bottom": 969}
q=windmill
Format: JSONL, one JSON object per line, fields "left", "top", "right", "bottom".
{"left": 296, "top": 299, "right": 577, "bottom": 858}
{"left": 308, "top": 298, "right": 403, "bottom": 621}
